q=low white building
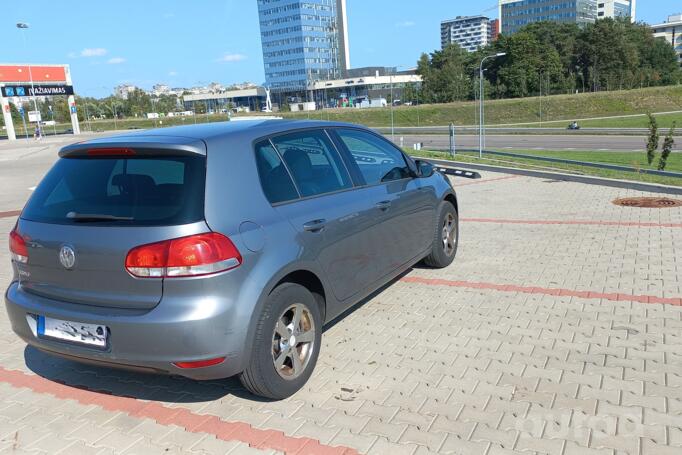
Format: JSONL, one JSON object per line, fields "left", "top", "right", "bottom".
{"left": 652, "top": 14, "right": 682, "bottom": 66}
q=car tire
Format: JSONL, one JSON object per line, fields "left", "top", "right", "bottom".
{"left": 423, "top": 201, "right": 459, "bottom": 268}
{"left": 239, "top": 283, "right": 322, "bottom": 400}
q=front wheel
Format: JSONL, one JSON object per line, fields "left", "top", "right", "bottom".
{"left": 423, "top": 201, "right": 459, "bottom": 268}
{"left": 239, "top": 283, "right": 322, "bottom": 400}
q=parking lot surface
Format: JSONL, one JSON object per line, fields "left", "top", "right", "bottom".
{"left": 0, "top": 136, "right": 681, "bottom": 454}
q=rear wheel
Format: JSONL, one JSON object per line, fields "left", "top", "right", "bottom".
{"left": 423, "top": 201, "right": 458, "bottom": 268}
{"left": 239, "top": 283, "right": 322, "bottom": 400}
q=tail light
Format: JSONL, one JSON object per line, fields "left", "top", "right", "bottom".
{"left": 9, "top": 225, "right": 28, "bottom": 264}
{"left": 125, "top": 233, "right": 242, "bottom": 278}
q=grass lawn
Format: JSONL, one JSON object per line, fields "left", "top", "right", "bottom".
{"left": 487, "top": 149, "right": 682, "bottom": 172}
{"left": 525, "top": 112, "right": 682, "bottom": 129}
{"left": 411, "top": 149, "right": 682, "bottom": 187}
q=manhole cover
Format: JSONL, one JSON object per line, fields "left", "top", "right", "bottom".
{"left": 612, "top": 197, "right": 682, "bottom": 208}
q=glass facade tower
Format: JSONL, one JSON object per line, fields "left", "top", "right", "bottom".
{"left": 499, "top": 0, "right": 598, "bottom": 35}
{"left": 257, "top": 0, "right": 350, "bottom": 93}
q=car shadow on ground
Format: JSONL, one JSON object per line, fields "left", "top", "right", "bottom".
{"left": 22, "top": 268, "right": 416, "bottom": 404}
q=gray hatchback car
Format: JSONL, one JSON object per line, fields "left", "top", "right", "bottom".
{"left": 6, "top": 120, "right": 459, "bottom": 399}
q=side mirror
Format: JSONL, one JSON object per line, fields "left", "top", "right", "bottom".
{"left": 415, "top": 160, "right": 434, "bottom": 178}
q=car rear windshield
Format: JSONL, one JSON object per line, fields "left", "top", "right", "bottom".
{"left": 22, "top": 155, "right": 206, "bottom": 226}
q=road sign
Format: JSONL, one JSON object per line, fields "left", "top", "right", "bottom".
{"left": 28, "top": 111, "right": 41, "bottom": 122}
{"left": 70, "top": 106, "right": 77, "bottom": 114}
{"left": 18, "top": 106, "right": 24, "bottom": 116}
{"left": 1, "top": 85, "right": 74, "bottom": 97}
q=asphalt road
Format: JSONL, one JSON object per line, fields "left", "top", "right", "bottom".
{"left": 389, "top": 134, "right": 663, "bottom": 152}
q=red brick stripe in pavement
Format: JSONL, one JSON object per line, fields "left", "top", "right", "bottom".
{"left": 0, "top": 366, "right": 357, "bottom": 455}
{"left": 0, "top": 210, "right": 21, "bottom": 219}
{"left": 401, "top": 276, "right": 682, "bottom": 306}
{"left": 461, "top": 217, "right": 682, "bottom": 228}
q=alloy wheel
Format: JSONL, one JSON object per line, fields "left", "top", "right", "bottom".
{"left": 271, "top": 303, "right": 316, "bottom": 380}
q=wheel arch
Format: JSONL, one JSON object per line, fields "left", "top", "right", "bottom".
{"left": 443, "top": 191, "right": 458, "bottom": 213}
{"left": 273, "top": 269, "right": 327, "bottom": 322}
{"left": 240, "top": 263, "right": 330, "bottom": 372}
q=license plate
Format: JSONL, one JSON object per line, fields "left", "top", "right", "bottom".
{"left": 37, "top": 316, "right": 108, "bottom": 348}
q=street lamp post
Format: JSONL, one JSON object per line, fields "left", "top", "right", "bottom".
{"left": 48, "top": 105, "right": 56, "bottom": 136}
{"left": 390, "top": 71, "right": 395, "bottom": 142}
{"left": 479, "top": 53, "right": 506, "bottom": 158}
{"left": 16, "top": 23, "right": 39, "bottom": 119}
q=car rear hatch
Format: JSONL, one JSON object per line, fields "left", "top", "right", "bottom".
{"left": 14, "top": 135, "right": 208, "bottom": 310}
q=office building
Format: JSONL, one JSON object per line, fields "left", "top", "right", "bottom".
{"left": 499, "top": 0, "right": 598, "bottom": 35}
{"left": 491, "top": 19, "right": 500, "bottom": 41}
{"left": 441, "top": 16, "right": 494, "bottom": 52}
{"left": 652, "top": 14, "right": 682, "bottom": 66}
{"left": 597, "top": 0, "right": 636, "bottom": 22}
{"left": 257, "top": 0, "right": 350, "bottom": 93}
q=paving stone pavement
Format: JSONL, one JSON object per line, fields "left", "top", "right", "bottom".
{"left": 0, "top": 138, "right": 681, "bottom": 454}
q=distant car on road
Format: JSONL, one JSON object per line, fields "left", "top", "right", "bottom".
{"left": 6, "top": 120, "right": 459, "bottom": 399}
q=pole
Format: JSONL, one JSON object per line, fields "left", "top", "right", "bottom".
{"left": 478, "top": 53, "right": 506, "bottom": 159}
{"left": 539, "top": 71, "right": 543, "bottom": 126}
{"left": 112, "top": 103, "right": 118, "bottom": 130}
{"left": 479, "top": 63, "right": 484, "bottom": 158}
{"left": 390, "top": 72, "right": 395, "bottom": 142}
{"left": 49, "top": 106, "right": 56, "bottom": 136}
{"left": 18, "top": 27, "right": 39, "bottom": 116}
{"left": 20, "top": 109, "right": 28, "bottom": 140}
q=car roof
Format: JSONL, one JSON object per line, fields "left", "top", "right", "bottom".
{"left": 94, "top": 119, "right": 366, "bottom": 142}
{"left": 59, "top": 120, "right": 373, "bottom": 157}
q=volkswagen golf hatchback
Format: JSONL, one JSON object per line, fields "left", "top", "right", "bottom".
{"left": 6, "top": 120, "right": 459, "bottom": 399}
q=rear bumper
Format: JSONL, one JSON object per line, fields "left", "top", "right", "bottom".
{"left": 4, "top": 281, "right": 248, "bottom": 380}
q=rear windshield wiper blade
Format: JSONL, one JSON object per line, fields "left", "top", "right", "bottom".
{"left": 66, "top": 212, "right": 134, "bottom": 222}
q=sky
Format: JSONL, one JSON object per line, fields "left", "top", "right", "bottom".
{"left": 0, "top": 1, "right": 676, "bottom": 98}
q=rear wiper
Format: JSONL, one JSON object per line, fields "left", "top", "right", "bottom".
{"left": 66, "top": 212, "right": 134, "bottom": 222}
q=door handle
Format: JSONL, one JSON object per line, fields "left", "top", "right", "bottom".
{"left": 375, "top": 200, "right": 392, "bottom": 211}
{"left": 303, "top": 219, "right": 327, "bottom": 233}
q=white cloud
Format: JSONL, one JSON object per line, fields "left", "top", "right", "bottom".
{"left": 67, "top": 51, "right": 77, "bottom": 59}
{"left": 81, "top": 48, "right": 108, "bottom": 57}
{"left": 107, "top": 57, "right": 126, "bottom": 64}
{"left": 168, "top": 70, "right": 178, "bottom": 76}
{"left": 216, "top": 53, "right": 247, "bottom": 63}
{"left": 396, "top": 21, "right": 415, "bottom": 28}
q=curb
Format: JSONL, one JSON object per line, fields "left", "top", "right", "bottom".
{"left": 419, "top": 156, "right": 682, "bottom": 195}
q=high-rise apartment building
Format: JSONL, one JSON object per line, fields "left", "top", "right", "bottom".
{"left": 257, "top": 0, "right": 350, "bottom": 93}
{"left": 441, "top": 16, "right": 494, "bottom": 52}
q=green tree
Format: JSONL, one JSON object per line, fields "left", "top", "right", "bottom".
{"left": 416, "top": 44, "right": 472, "bottom": 103}
{"left": 658, "top": 122, "right": 675, "bottom": 170}
{"left": 646, "top": 113, "right": 659, "bottom": 165}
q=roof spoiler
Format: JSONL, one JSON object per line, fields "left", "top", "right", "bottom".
{"left": 59, "top": 136, "right": 207, "bottom": 158}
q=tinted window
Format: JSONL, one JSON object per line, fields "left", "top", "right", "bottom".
{"left": 272, "top": 130, "right": 352, "bottom": 198}
{"left": 22, "top": 156, "right": 205, "bottom": 226}
{"left": 254, "top": 140, "right": 299, "bottom": 204}
{"left": 336, "top": 129, "right": 411, "bottom": 185}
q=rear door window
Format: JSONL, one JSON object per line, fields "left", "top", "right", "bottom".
{"left": 254, "top": 139, "right": 299, "bottom": 204}
{"left": 335, "top": 129, "right": 411, "bottom": 185}
{"left": 22, "top": 155, "right": 206, "bottom": 226}
{"left": 271, "top": 130, "right": 352, "bottom": 198}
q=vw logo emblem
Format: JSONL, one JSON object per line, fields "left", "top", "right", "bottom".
{"left": 59, "top": 245, "right": 76, "bottom": 270}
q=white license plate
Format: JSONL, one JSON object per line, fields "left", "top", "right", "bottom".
{"left": 37, "top": 316, "right": 108, "bottom": 348}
